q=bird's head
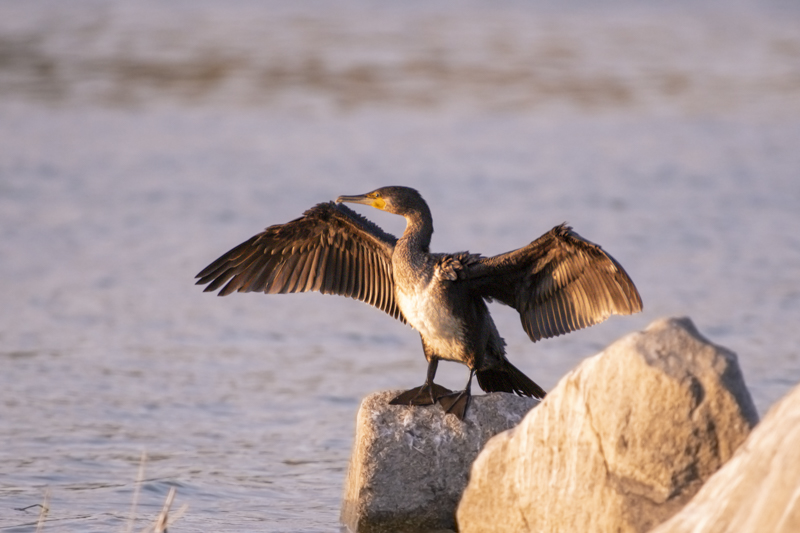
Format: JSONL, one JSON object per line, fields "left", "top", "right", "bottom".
{"left": 336, "top": 186, "right": 426, "bottom": 217}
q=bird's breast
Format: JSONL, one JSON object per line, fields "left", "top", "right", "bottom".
{"left": 395, "top": 279, "right": 466, "bottom": 362}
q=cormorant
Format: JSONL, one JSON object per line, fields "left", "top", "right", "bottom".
{"left": 196, "top": 186, "right": 642, "bottom": 419}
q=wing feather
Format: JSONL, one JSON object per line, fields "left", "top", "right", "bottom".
{"left": 311, "top": 246, "right": 329, "bottom": 292}
{"left": 289, "top": 251, "right": 312, "bottom": 293}
{"left": 196, "top": 202, "right": 405, "bottom": 323}
{"left": 466, "top": 223, "right": 642, "bottom": 342}
{"left": 326, "top": 246, "right": 342, "bottom": 296}
{"left": 369, "top": 252, "right": 378, "bottom": 305}
{"left": 360, "top": 251, "right": 370, "bottom": 304}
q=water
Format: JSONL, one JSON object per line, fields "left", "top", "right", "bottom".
{"left": 1, "top": 1, "right": 799, "bottom": 531}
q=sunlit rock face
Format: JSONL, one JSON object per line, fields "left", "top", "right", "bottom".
{"left": 651, "top": 380, "right": 800, "bottom": 533}
{"left": 340, "top": 390, "right": 539, "bottom": 533}
{"left": 457, "top": 317, "right": 758, "bottom": 533}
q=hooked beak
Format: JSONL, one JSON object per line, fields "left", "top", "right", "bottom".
{"left": 337, "top": 193, "right": 387, "bottom": 210}
{"left": 336, "top": 194, "right": 372, "bottom": 205}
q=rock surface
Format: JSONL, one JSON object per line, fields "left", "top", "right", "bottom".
{"left": 650, "top": 379, "right": 800, "bottom": 533}
{"left": 340, "top": 390, "right": 539, "bottom": 533}
{"left": 457, "top": 317, "right": 759, "bottom": 533}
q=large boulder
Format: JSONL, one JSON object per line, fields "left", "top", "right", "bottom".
{"left": 457, "top": 317, "right": 759, "bottom": 533}
{"left": 340, "top": 390, "right": 539, "bottom": 533}
{"left": 650, "top": 380, "right": 800, "bottom": 533}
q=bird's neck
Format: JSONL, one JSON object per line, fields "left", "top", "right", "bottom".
{"left": 398, "top": 208, "right": 433, "bottom": 254}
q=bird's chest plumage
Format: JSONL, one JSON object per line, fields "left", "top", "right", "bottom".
{"left": 394, "top": 255, "right": 466, "bottom": 362}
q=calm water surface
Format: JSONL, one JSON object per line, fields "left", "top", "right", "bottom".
{"left": 1, "top": 1, "right": 800, "bottom": 531}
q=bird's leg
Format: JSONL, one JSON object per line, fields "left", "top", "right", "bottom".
{"left": 389, "top": 358, "right": 453, "bottom": 406}
{"left": 439, "top": 369, "right": 476, "bottom": 420}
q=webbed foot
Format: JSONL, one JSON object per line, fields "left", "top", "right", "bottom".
{"left": 389, "top": 382, "right": 453, "bottom": 406}
{"left": 438, "top": 390, "right": 471, "bottom": 420}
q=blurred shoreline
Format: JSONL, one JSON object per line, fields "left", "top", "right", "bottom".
{"left": 1, "top": 1, "right": 799, "bottom": 117}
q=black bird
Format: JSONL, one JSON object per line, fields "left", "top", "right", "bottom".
{"left": 196, "top": 186, "right": 642, "bottom": 419}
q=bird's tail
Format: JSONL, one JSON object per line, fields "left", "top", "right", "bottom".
{"left": 476, "top": 360, "right": 546, "bottom": 400}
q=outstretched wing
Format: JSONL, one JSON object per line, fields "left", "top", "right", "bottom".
{"left": 465, "top": 224, "right": 642, "bottom": 342}
{"left": 195, "top": 202, "right": 405, "bottom": 322}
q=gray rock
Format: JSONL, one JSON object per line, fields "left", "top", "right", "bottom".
{"left": 340, "top": 390, "right": 539, "bottom": 533}
{"left": 457, "top": 317, "right": 758, "bottom": 533}
{"left": 650, "top": 379, "right": 800, "bottom": 533}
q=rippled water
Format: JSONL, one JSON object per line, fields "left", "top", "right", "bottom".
{"left": 2, "top": 1, "right": 800, "bottom": 531}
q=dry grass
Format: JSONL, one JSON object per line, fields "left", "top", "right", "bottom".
{"left": 11, "top": 450, "right": 187, "bottom": 533}
{"left": 35, "top": 489, "right": 49, "bottom": 533}
{"left": 126, "top": 451, "right": 188, "bottom": 533}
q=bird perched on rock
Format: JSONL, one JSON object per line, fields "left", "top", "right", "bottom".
{"left": 196, "top": 186, "right": 642, "bottom": 419}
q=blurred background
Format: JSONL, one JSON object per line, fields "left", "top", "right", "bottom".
{"left": 1, "top": 0, "right": 799, "bottom": 531}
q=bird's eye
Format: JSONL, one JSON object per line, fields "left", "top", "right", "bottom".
{"left": 374, "top": 192, "right": 382, "bottom": 198}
